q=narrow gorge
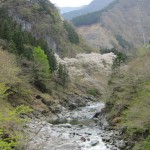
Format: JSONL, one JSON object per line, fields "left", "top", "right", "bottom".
{"left": 0, "top": 0, "right": 149, "bottom": 150}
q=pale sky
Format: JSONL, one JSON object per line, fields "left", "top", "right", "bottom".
{"left": 50, "top": 0, "right": 93, "bottom": 7}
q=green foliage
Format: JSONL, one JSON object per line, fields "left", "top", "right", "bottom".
{"left": 0, "top": 83, "right": 9, "bottom": 100}
{"left": 33, "top": 46, "right": 50, "bottom": 92}
{"left": 0, "top": 6, "right": 58, "bottom": 72}
{"left": 100, "top": 47, "right": 119, "bottom": 54}
{"left": 13, "top": 30, "right": 24, "bottom": 55}
{"left": 64, "top": 21, "right": 79, "bottom": 44}
{"left": 87, "top": 88, "right": 99, "bottom": 96}
{"left": 100, "top": 48, "right": 127, "bottom": 68}
{"left": 133, "top": 134, "right": 150, "bottom": 150}
{"left": 57, "top": 64, "right": 69, "bottom": 86}
{"left": 33, "top": 46, "right": 50, "bottom": 78}
{"left": 0, "top": 104, "right": 32, "bottom": 150}
{"left": 71, "top": 0, "right": 117, "bottom": 27}
{"left": 0, "top": 9, "right": 30, "bottom": 56}
{"left": 0, "top": 0, "right": 89, "bottom": 58}
{"left": 8, "top": 40, "right": 17, "bottom": 53}
{"left": 36, "top": 39, "right": 57, "bottom": 72}
{"left": 72, "top": 10, "right": 100, "bottom": 27}
{"left": 0, "top": 20, "right": 11, "bottom": 41}
{"left": 47, "top": 50, "right": 57, "bottom": 73}
{"left": 115, "top": 34, "right": 133, "bottom": 50}
{"left": 106, "top": 46, "right": 150, "bottom": 149}
{"left": 142, "top": 136, "right": 150, "bottom": 150}
{"left": 112, "top": 51, "right": 127, "bottom": 68}
{"left": 0, "top": 83, "right": 32, "bottom": 150}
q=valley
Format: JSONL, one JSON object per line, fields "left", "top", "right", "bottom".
{"left": 0, "top": 0, "right": 149, "bottom": 150}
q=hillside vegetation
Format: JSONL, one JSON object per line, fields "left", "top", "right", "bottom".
{"left": 105, "top": 46, "right": 150, "bottom": 149}
{"left": 3, "top": 0, "right": 92, "bottom": 57}
{"left": 0, "top": 0, "right": 93, "bottom": 148}
{"left": 0, "top": 0, "right": 150, "bottom": 149}
{"left": 71, "top": 1, "right": 117, "bottom": 27}
{"left": 75, "top": 0, "right": 150, "bottom": 51}
{"left": 0, "top": 48, "right": 33, "bottom": 149}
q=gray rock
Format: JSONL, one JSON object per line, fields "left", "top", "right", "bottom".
{"left": 57, "top": 123, "right": 72, "bottom": 128}
{"left": 108, "top": 131, "right": 114, "bottom": 137}
{"left": 85, "top": 132, "right": 92, "bottom": 135}
{"left": 80, "top": 137, "right": 86, "bottom": 142}
{"left": 115, "top": 140, "right": 125, "bottom": 149}
{"left": 102, "top": 136, "right": 111, "bottom": 142}
{"left": 91, "top": 140, "right": 99, "bottom": 146}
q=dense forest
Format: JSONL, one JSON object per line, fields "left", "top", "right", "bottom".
{"left": 71, "top": 1, "right": 117, "bottom": 27}
{"left": 62, "top": 0, "right": 115, "bottom": 20}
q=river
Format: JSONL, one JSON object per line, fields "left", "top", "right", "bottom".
{"left": 26, "top": 102, "right": 121, "bottom": 150}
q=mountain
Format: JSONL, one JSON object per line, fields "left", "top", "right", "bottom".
{"left": 75, "top": 0, "right": 150, "bottom": 52}
{"left": 2, "top": 0, "right": 91, "bottom": 57}
{"left": 59, "top": 6, "right": 83, "bottom": 14}
{"left": 0, "top": 0, "right": 150, "bottom": 149}
{"left": 0, "top": 0, "right": 92, "bottom": 149}
{"left": 62, "top": 0, "right": 115, "bottom": 20}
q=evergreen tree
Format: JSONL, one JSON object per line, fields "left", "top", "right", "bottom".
{"left": 57, "top": 64, "right": 68, "bottom": 86}
{"left": 46, "top": 50, "right": 57, "bottom": 73}
{"left": 64, "top": 21, "right": 79, "bottom": 44}
{"left": 8, "top": 40, "right": 16, "bottom": 53}
{"left": 13, "top": 30, "right": 24, "bottom": 55}
{"left": 0, "top": 20, "right": 12, "bottom": 41}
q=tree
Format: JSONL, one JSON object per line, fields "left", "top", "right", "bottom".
{"left": 57, "top": 64, "right": 69, "bottom": 86}
{"left": 46, "top": 50, "right": 57, "bottom": 73}
{"left": 13, "top": 30, "right": 24, "bottom": 55}
{"left": 33, "top": 46, "right": 50, "bottom": 92}
{"left": 0, "top": 20, "right": 12, "bottom": 41}
{"left": 64, "top": 21, "right": 79, "bottom": 44}
{"left": 33, "top": 46, "right": 50, "bottom": 78}
{"left": 112, "top": 51, "right": 127, "bottom": 68}
{"left": 8, "top": 40, "right": 16, "bottom": 53}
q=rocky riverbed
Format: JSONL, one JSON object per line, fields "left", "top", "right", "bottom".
{"left": 25, "top": 102, "right": 127, "bottom": 150}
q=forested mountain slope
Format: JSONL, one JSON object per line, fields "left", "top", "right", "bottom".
{"left": 0, "top": 0, "right": 150, "bottom": 149}
{"left": 62, "top": 0, "right": 114, "bottom": 20}
{"left": 2, "top": 0, "right": 91, "bottom": 57}
{"left": 0, "top": 0, "right": 93, "bottom": 149}
{"left": 75, "top": 0, "right": 150, "bottom": 52}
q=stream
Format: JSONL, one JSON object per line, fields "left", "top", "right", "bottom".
{"left": 26, "top": 102, "right": 121, "bottom": 150}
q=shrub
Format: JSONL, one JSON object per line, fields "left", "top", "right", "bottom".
{"left": 87, "top": 88, "right": 100, "bottom": 96}
{"left": 0, "top": 83, "right": 32, "bottom": 150}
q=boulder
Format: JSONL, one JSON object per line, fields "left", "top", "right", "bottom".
{"left": 102, "top": 136, "right": 111, "bottom": 142}
{"left": 91, "top": 140, "right": 99, "bottom": 146}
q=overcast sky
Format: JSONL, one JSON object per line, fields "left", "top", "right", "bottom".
{"left": 50, "top": 0, "right": 93, "bottom": 7}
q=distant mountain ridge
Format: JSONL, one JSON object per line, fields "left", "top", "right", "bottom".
{"left": 59, "top": 6, "right": 84, "bottom": 14}
{"left": 62, "top": 0, "right": 114, "bottom": 20}
{"left": 76, "top": 0, "right": 150, "bottom": 52}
